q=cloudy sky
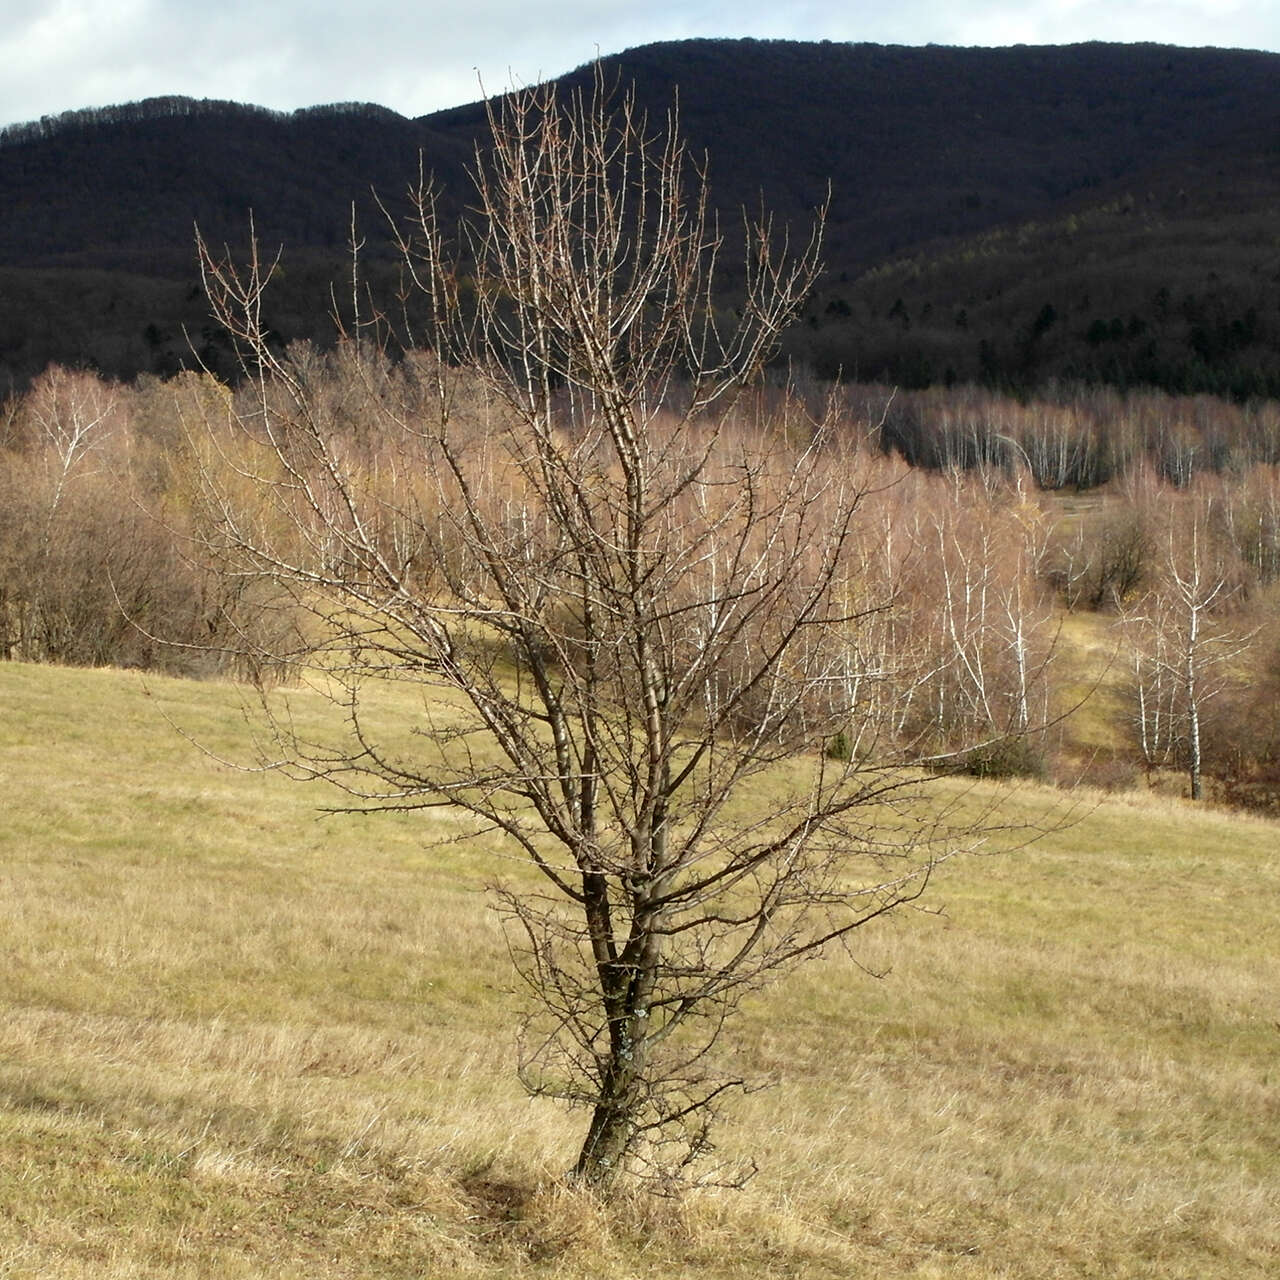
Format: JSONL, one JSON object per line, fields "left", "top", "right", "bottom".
{"left": 1, "top": 0, "right": 1276, "bottom": 130}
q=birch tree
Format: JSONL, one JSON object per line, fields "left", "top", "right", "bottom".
{"left": 1122, "top": 513, "right": 1254, "bottom": 799}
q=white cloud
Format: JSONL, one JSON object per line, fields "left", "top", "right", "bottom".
{"left": 939, "top": 0, "right": 1280, "bottom": 49}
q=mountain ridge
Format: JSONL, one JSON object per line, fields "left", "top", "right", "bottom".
{"left": 4, "top": 37, "right": 1280, "bottom": 395}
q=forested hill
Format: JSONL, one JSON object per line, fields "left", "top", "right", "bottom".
{"left": 4, "top": 38, "right": 1280, "bottom": 395}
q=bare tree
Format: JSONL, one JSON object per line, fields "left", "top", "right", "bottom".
{"left": 0, "top": 366, "right": 121, "bottom": 661}
{"left": 23, "top": 365, "right": 124, "bottom": 565}
{"left": 1121, "top": 508, "right": 1255, "bottom": 799}
{"left": 189, "top": 71, "right": 1004, "bottom": 1187}
{"left": 881, "top": 474, "right": 1056, "bottom": 773}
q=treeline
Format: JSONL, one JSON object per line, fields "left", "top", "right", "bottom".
{"left": 0, "top": 96, "right": 407, "bottom": 149}
{"left": 866, "top": 382, "right": 1280, "bottom": 487}
{"left": 3, "top": 358, "right": 1278, "bottom": 808}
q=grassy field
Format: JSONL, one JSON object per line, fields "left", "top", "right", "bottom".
{"left": 1, "top": 660, "right": 1277, "bottom": 1277}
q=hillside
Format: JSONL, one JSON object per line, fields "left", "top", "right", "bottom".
{"left": 3, "top": 39, "right": 1280, "bottom": 392}
{"left": 3, "top": 658, "right": 1278, "bottom": 1276}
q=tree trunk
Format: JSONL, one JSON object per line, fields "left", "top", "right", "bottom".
{"left": 1186, "top": 600, "right": 1203, "bottom": 801}
{"left": 574, "top": 1020, "right": 647, "bottom": 1186}
{"left": 1188, "top": 698, "right": 1203, "bottom": 800}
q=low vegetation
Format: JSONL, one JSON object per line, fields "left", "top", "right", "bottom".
{"left": 2, "top": 659, "right": 1276, "bottom": 1276}
{"left": 3, "top": 360, "right": 1278, "bottom": 810}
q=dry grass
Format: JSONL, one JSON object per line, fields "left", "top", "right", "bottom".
{"left": 1, "top": 660, "right": 1277, "bottom": 1277}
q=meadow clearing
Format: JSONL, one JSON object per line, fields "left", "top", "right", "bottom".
{"left": 1, "top": 658, "right": 1277, "bottom": 1277}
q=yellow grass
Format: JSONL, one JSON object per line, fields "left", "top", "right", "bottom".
{"left": 1, "top": 660, "right": 1277, "bottom": 1277}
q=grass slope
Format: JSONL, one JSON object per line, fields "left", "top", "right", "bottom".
{"left": 1, "top": 661, "right": 1277, "bottom": 1277}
